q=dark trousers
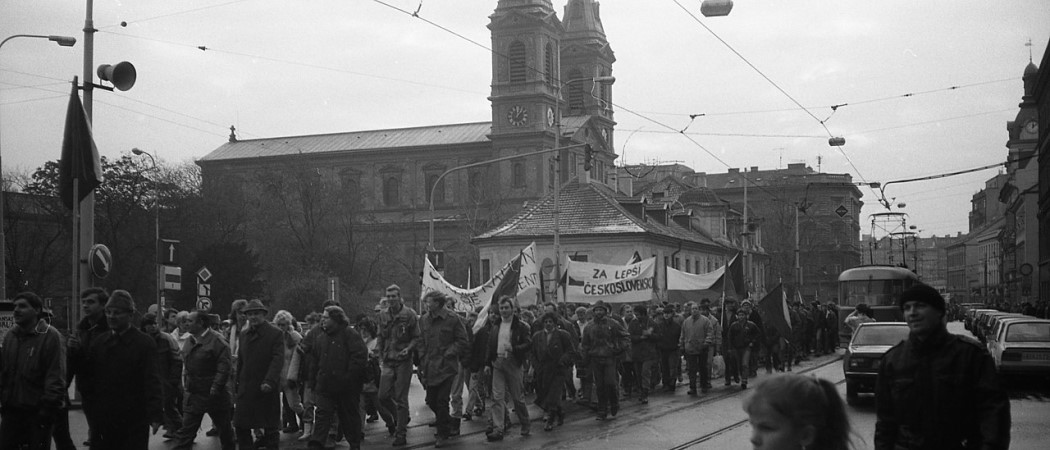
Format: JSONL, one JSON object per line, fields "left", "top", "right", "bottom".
{"left": 657, "top": 348, "right": 679, "bottom": 389}
{"left": 311, "top": 387, "right": 364, "bottom": 446}
{"left": 91, "top": 421, "right": 149, "bottom": 450}
{"left": 589, "top": 358, "right": 619, "bottom": 415}
{"left": 619, "top": 361, "right": 636, "bottom": 395}
{"left": 162, "top": 382, "right": 183, "bottom": 432}
{"left": 0, "top": 406, "right": 54, "bottom": 450}
{"left": 685, "top": 349, "right": 710, "bottom": 391}
{"left": 424, "top": 377, "right": 454, "bottom": 438}
{"left": 235, "top": 427, "right": 278, "bottom": 450}
{"left": 52, "top": 405, "right": 76, "bottom": 450}
{"left": 175, "top": 392, "right": 235, "bottom": 450}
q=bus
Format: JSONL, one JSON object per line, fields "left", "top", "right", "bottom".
{"left": 837, "top": 265, "right": 919, "bottom": 343}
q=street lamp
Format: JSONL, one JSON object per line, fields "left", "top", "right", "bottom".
{"left": 0, "top": 33, "right": 77, "bottom": 300}
{"left": 132, "top": 148, "right": 161, "bottom": 326}
{"left": 552, "top": 75, "right": 615, "bottom": 299}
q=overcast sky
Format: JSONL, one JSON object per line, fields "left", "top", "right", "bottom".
{"left": 2, "top": 0, "right": 1048, "bottom": 239}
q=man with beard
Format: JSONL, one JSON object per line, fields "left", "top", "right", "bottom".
{"left": 304, "top": 306, "right": 368, "bottom": 450}
{"left": 0, "top": 292, "right": 66, "bottom": 448}
{"left": 82, "top": 289, "right": 163, "bottom": 448}
{"left": 233, "top": 299, "right": 284, "bottom": 449}
{"left": 173, "top": 311, "right": 235, "bottom": 450}
{"left": 581, "top": 301, "right": 629, "bottom": 421}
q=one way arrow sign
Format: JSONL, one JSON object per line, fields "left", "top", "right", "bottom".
{"left": 160, "top": 239, "right": 181, "bottom": 265}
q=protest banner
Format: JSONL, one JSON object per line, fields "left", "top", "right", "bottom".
{"left": 563, "top": 257, "right": 656, "bottom": 304}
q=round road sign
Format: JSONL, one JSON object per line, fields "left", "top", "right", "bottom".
{"left": 196, "top": 297, "right": 212, "bottom": 312}
{"left": 89, "top": 244, "right": 113, "bottom": 279}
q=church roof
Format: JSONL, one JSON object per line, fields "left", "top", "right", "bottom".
{"left": 199, "top": 121, "right": 492, "bottom": 162}
{"left": 474, "top": 180, "right": 722, "bottom": 248}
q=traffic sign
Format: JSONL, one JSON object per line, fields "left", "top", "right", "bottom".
{"left": 197, "top": 266, "right": 212, "bottom": 282}
{"left": 88, "top": 244, "right": 113, "bottom": 279}
{"left": 163, "top": 265, "right": 182, "bottom": 291}
{"left": 835, "top": 205, "right": 849, "bottom": 218}
{"left": 160, "top": 239, "right": 180, "bottom": 265}
{"left": 196, "top": 297, "right": 212, "bottom": 312}
{"left": 198, "top": 283, "right": 211, "bottom": 297}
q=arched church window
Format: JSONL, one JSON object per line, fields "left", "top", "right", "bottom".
{"left": 383, "top": 176, "right": 400, "bottom": 206}
{"left": 599, "top": 68, "right": 610, "bottom": 109}
{"left": 509, "top": 41, "right": 527, "bottom": 83}
{"left": 469, "top": 171, "right": 483, "bottom": 202}
{"left": 512, "top": 162, "right": 526, "bottom": 188}
{"left": 567, "top": 69, "right": 584, "bottom": 112}
{"left": 544, "top": 43, "right": 554, "bottom": 85}
{"left": 426, "top": 174, "right": 445, "bottom": 204}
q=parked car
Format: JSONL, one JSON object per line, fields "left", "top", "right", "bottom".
{"left": 988, "top": 318, "right": 1050, "bottom": 376}
{"left": 976, "top": 312, "right": 1028, "bottom": 342}
{"left": 842, "top": 322, "right": 910, "bottom": 405}
{"left": 965, "top": 308, "right": 997, "bottom": 331}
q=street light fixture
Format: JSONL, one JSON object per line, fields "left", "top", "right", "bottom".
{"left": 0, "top": 33, "right": 77, "bottom": 300}
{"left": 132, "top": 148, "right": 162, "bottom": 326}
{"left": 701, "top": 0, "right": 734, "bottom": 17}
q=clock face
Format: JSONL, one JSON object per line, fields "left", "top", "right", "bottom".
{"left": 601, "top": 128, "right": 609, "bottom": 141}
{"left": 507, "top": 105, "right": 528, "bottom": 127}
{"left": 547, "top": 107, "right": 555, "bottom": 127}
{"left": 1024, "top": 121, "right": 1038, "bottom": 135}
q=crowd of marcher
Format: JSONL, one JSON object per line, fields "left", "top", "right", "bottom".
{"left": 3, "top": 282, "right": 1008, "bottom": 450}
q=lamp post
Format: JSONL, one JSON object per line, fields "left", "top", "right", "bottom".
{"left": 552, "top": 75, "right": 615, "bottom": 299}
{"left": 0, "top": 34, "right": 77, "bottom": 300}
{"left": 132, "top": 148, "right": 161, "bottom": 326}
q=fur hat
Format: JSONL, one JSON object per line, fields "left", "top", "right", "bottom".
{"left": 105, "top": 290, "right": 136, "bottom": 313}
{"left": 899, "top": 284, "right": 945, "bottom": 312}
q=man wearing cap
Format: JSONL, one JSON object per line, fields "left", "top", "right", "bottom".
{"left": 375, "top": 284, "right": 420, "bottom": 447}
{"left": 875, "top": 284, "right": 1011, "bottom": 450}
{"left": 82, "top": 289, "right": 163, "bottom": 449}
{"left": 233, "top": 299, "right": 285, "bottom": 449}
{"left": 0, "top": 291, "right": 67, "bottom": 448}
{"left": 580, "top": 301, "right": 629, "bottom": 421}
{"left": 173, "top": 310, "right": 236, "bottom": 450}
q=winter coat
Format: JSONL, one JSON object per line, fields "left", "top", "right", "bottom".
{"left": 419, "top": 308, "right": 469, "bottom": 386}
{"left": 233, "top": 321, "right": 284, "bottom": 429}
{"left": 181, "top": 329, "right": 232, "bottom": 397}
{"left": 278, "top": 329, "right": 302, "bottom": 383}
{"left": 483, "top": 314, "right": 532, "bottom": 367}
{"left": 149, "top": 330, "right": 183, "bottom": 388}
{"left": 83, "top": 327, "right": 163, "bottom": 428}
{"left": 0, "top": 321, "right": 66, "bottom": 410}
{"left": 628, "top": 316, "right": 659, "bottom": 361}
{"left": 581, "top": 316, "right": 629, "bottom": 361}
{"left": 304, "top": 323, "right": 368, "bottom": 394}
{"left": 679, "top": 314, "right": 715, "bottom": 355}
{"left": 653, "top": 316, "right": 682, "bottom": 351}
{"left": 67, "top": 312, "right": 108, "bottom": 389}
{"left": 875, "top": 328, "right": 1011, "bottom": 450}
{"left": 376, "top": 305, "right": 420, "bottom": 365}
{"left": 727, "top": 319, "right": 761, "bottom": 350}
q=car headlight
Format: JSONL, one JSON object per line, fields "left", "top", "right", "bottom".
{"left": 849, "top": 357, "right": 870, "bottom": 369}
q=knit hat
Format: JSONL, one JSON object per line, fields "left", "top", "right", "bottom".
{"left": 592, "top": 301, "right": 609, "bottom": 312}
{"left": 899, "top": 284, "right": 945, "bottom": 312}
{"left": 105, "top": 290, "right": 136, "bottom": 313}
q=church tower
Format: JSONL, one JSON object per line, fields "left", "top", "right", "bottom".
{"left": 561, "top": 0, "right": 616, "bottom": 181}
{"left": 488, "top": 0, "right": 563, "bottom": 197}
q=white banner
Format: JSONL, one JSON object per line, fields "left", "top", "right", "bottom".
{"left": 667, "top": 265, "right": 724, "bottom": 291}
{"left": 420, "top": 242, "right": 539, "bottom": 313}
{"left": 564, "top": 257, "right": 656, "bottom": 304}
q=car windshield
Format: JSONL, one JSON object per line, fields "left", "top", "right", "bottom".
{"left": 1006, "top": 323, "right": 1050, "bottom": 343}
{"left": 853, "top": 326, "right": 909, "bottom": 346}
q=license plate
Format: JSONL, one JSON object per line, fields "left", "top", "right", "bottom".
{"left": 1022, "top": 352, "right": 1050, "bottom": 361}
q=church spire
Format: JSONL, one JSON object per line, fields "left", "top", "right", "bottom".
{"left": 562, "top": 0, "right": 606, "bottom": 41}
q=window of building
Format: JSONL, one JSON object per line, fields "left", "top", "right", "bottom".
{"left": 567, "top": 69, "right": 584, "bottom": 111}
{"left": 426, "top": 174, "right": 445, "bottom": 204}
{"left": 481, "top": 259, "right": 491, "bottom": 283}
{"left": 599, "top": 68, "right": 610, "bottom": 109}
{"left": 544, "top": 43, "right": 554, "bottom": 85}
{"left": 383, "top": 176, "right": 399, "bottom": 206}
{"left": 570, "top": 153, "right": 578, "bottom": 176}
{"left": 512, "top": 162, "right": 526, "bottom": 188}
{"left": 685, "top": 259, "right": 691, "bottom": 273}
{"left": 509, "top": 41, "right": 527, "bottom": 83}
{"left": 469, "top": 171, "right": 483, "bottom": 202}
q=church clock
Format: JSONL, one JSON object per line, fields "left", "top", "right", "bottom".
{"left": 508, "top": 105, "right": 529, "bottom": 127}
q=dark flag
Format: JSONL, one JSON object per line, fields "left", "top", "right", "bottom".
{"left": 626, "top": 251, "right": 642, "bottom": 265}
{"left": 472, "top": 253, "right": 522, "bottom": 333}
{"left": 714, "top": 253, "right": 746, "bottom": 299}
{"left": 59, "top": 81, "right": 103, "bottom": 210}
{"left": 758, "top": 284, "right": 792, "bottom": 338}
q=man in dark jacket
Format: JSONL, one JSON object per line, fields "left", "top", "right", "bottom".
{"left": 67, "top": 287, "right": 109, "bottom": 447}
{"left": 531, "top": 311, "right": 577, "bottom": 431}
{"left": 627, "top": 307, "right": 658, "bottom": 402}
{"left": 483, "top": 295, "right": 532, "bottom": 441}
{"left": 581, "top": 301, "right": 629, "bottom": 421}
{"left": 375, "top": 284, "right": 420, "bottom": 447}
{"left": 419, "top": 292, "right": 470, "bottom": 447}
{"left": 142, "top": 312, "right": 185, "bottom": 439}
{"left": 304, "top": 305, "right": 369, "bottom": 450}
{"left": 0, "top": 291, "right": 67, "bottom": 449}
{"left": 875, "top": 284, "right": 1010, "bottom": 450}
{"left": 233, "top": 299, "right": 285, "bottom": 450}
{"left": 173, "top": 311, "right": 235, "bottom": 450}
{"left": 726, "top": 308, "right": 760, "bottom": 389}
{"left": 82, "top": 289, "right": 163, "bottom": 449}
{"left": 653, "top": 307, "right": 682, "bottom": 392}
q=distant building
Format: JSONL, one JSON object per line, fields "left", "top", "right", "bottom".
{"left": 1000, "top": 59, "right": 1040, "bottom": 305}
{"left": 1034, "top": 37, "right": 1050, "bottom": 305}
{"left": 864, "top": 233, "right": 962, "bottom": 295}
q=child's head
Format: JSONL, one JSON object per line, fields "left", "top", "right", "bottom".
{"left": 743, "top": 374, "right": 853, "bottom": 450}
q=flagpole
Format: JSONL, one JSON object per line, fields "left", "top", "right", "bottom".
{"left": 76, "top": 0, "right": 97, "bottom": 325}
{"left": 70, "top": 79, "right": 81, "bottom": 322}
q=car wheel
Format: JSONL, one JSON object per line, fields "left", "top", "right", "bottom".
{"left": 846, "top": 380, "right": 859, "bottom": 406}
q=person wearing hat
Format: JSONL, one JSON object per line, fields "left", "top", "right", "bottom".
{"left": 232, "top": 299, "right": 285, "bottom": 449}
{"left": 874, "top": 284, "right": 1010, "bottom": 450}
{"left": 81, "top": 289, "right": 163, "bottom": 448}
{"left": 0, "top": 292, "right": 66, "bottom": 449}
{"left": 580, "top": 300, "right": 629, "bottom": 421}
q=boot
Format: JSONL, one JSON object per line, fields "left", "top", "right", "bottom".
{"left": 448, "top": 418, "right": 461, "bottom": 437}
{"left": 297, "top": 421, "right": 313, "bottom": 442}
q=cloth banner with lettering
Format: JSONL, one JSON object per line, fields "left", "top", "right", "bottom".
{"left": 421, "top": 242, "right": 539, "bottom": 315}
{"left": 564, "top": 257, "right": 656, "bottom": 304}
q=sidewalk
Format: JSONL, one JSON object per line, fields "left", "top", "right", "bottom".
{"left": 64, "top": 351, "right": 842, "bottom": 449}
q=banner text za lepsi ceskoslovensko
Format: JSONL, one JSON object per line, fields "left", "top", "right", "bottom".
{"left": 565, "top": 257, "right": 656, "bottom": 304}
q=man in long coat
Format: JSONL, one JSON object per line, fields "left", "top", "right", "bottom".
{"left": 233, "top": 299, "right": 285, "bottom": 449}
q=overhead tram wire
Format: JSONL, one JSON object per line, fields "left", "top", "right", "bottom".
{"left": 97, "top": 0, "right": 255, "bottom": 29}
